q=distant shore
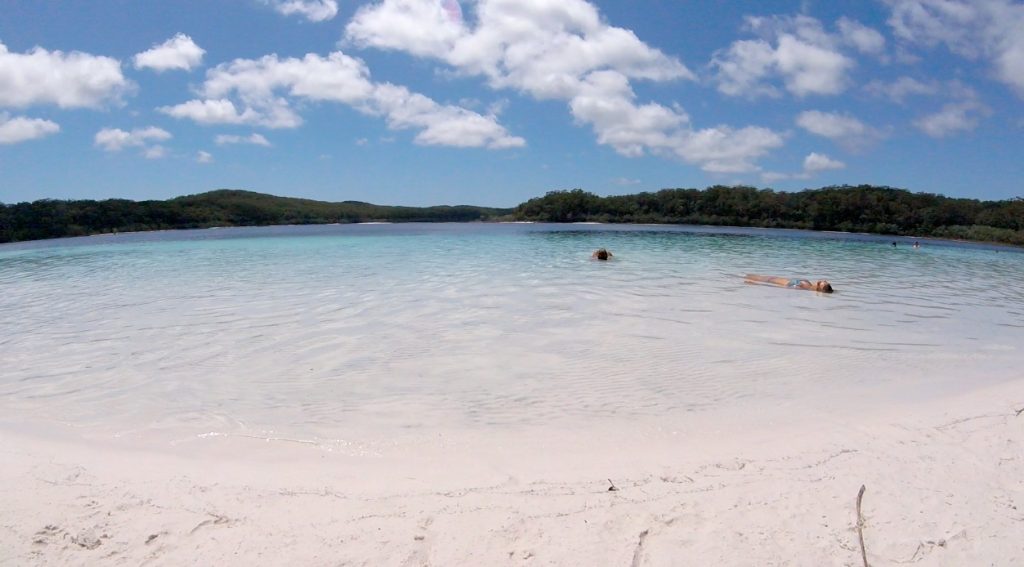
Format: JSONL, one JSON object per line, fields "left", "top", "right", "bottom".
{"left": 3, "top": 185, "right": 1022, "bottom": 246}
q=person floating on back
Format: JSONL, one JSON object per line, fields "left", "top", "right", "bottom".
{"left": 745, "top": 274, "right": 834, "bottom": 293}
{"left": 592, "top": 248, "right": 613, "bottom": 260}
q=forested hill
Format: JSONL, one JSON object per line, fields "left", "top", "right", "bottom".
{"left": 2, "top": 185, "right": 1023, "bottom": 246}
{"left": 513, "top": 185, "right": 1024, "bottom": 246}
{"left": 0, "top": 190, "right": 512, "bottom": 243}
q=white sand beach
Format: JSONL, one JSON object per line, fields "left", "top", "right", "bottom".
{"left": 3, "top": 378, "right": 1021, "bottom": 566}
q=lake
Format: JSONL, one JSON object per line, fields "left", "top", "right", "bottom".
{"left": 1, "top": 223, "right": 1021, "bottom": 452}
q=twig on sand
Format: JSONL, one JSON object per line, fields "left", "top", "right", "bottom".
{"left": 607, "top": 479, "right": 619, "bottom": 492}
{"left": 1015, "top": 407, "right": 1024, "bottom": 417}
{"left": 856, "top": 485, "right": 869, "bottom": 567}
{"left": 629, "top": 529, "right": 649, "bottom": 567}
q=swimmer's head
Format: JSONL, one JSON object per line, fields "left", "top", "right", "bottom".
{"left": 595, "top": 248, "right": 609, "bottom": 260}
{"left": 815, "top": 280, "right": 834, "bottom": 293}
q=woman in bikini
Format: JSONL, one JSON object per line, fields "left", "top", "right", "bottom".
{"left": 744, "top": 274, "right": 834, "bottom": 293}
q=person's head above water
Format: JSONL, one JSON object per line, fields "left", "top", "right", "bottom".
{"left": 814, "top": 280, "right": 834, "bottom": 293}
{"left": 592, "top": 248, "right": 611, "bottom": 260}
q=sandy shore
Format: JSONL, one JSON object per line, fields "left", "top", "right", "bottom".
{"left": 2, "top": 380, "right": 1022, "bottom": 566}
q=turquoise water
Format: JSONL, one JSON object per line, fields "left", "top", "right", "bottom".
{"left": 1, "top": 224, "right": 1022, "bottom": 444}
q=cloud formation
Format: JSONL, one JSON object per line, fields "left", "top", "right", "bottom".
{"left": 885, "top": 0, "right": 1024, "bottom": 97}
{"left": 796, "top": 110, "right": 885, "bottom": 150}
{"left": 160, "top": 51, "right": 524, "bottom": 149}
{"left": 0, "top": 42, "right": 130, "bottom": 109}
{"left": 914, "top": 100, "right": 989, "bottom": 138}
{"left": 160, "top": 98, "right": 301, "bottom": 129}
{"left": 0, "top": 113, "right": 60, "bottom": 144}
{"left": 216, "top": 133, "right": 272, "bottom": 146}
{"left": 710, "top": 15, "right": 870, "bottom": 98}
{"left": 346, "top": 0, "right": 781, "bottom": 172}
{"left": 837, "top": 17, "right": 887, "bottom": 55}
{"left": 264, "top": 0, "right": 339, "bottom": 22}
{"left": 803, "top": 152, "right": 845, "bottom": 172}
{"left": 134, "top": 34, "right": 205, "bottom": 72}
{"left": 94, "top": 126, "right": 172, "bottom": 152}
{"left": 863, "top": 76, "right": 938, "bottom": 103}
{"left": 761, "top": 151, "right": 845, "bottom": 184}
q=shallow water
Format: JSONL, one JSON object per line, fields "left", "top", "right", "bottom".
{"left": 1, "top": 224, "right": 1022, "bottom": 447}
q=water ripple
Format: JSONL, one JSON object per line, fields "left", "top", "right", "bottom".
{"left": 1, "top": 223, "right": 1022, "bottom": 439}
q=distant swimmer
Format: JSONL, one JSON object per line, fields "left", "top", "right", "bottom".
{"left": 913, "top": 241, "right": 921, "bottom": 249}
{"left": 592, "top": 248, "right": 613, "bottom": 260}
{"left": 744, "top": 274, "right": 834, "bottom": 293}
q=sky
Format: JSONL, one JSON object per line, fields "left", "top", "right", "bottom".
{"left": 1, "top": 0, "right": 1023, "bottom": 207}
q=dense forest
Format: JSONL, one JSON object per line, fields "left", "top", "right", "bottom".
{"left": 2, "top": 185, "right": 1023, "bottom": 246}
{"left": 0, "top": 189, "right": 511, "bottom": 243}
{"left": 513, "top": 185, "right": 1024, "bottom": 246}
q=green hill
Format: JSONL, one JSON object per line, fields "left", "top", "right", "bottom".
{"left": 0, "top": 190, "right": 512, "bottom": 243}
{"left": 2, "top": 185, "right": 1023, "bottom": 246}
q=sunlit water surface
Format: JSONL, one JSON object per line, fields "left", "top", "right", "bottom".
{"left": 2, "top": 224, "right": 1022, "bottom": 449}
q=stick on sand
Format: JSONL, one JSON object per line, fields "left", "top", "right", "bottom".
{"left": 856, "top": 484, "right": 869, "bottom": 567}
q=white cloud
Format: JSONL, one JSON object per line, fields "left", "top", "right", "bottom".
{"left": 347, "top": 0, "right": 466, "bottom": 59}
{"left": 161, "top": 51, "right": 523, "bottom": 149}
{"left": 914, "top": 99, "right": 989, "bottom": 137}
{"left": 348, "top": 0, "right": 694, "bottom": 99}
{"left": 803, "top": 152, "right": 845, "bottom": 172}
{"left": 264, "top": 0, "right": 338, "bottom": 22}
{"left": 215, "top": 133, "right": 272, "bottom": 146}
{"left": 142, "top": 145, "right": 167, "bottom": 159}
{"left": 760, "top": 152, "right": 845, "bottom": 183}
{"left": 0, "top": 113, "right": 60, "bottom": 144}
{"left": 134, "top": 33, "right": 205, "bottom": 72}
{"left": 885, "top": 0, "right": 1024, "bottom": 97}
{"left": 197, "top": 150, "right": 214, "bottom": 163}
{"left": 675, "top": 125, "right": 784, "bottom": 173}
{"left": 863, "top": 78, "right": 988, "bottom": 138}
{"left": 346, "top": 0, "right": 781, "bottom": 172}
{"left": 796, "top": 110, "right": 885, "bottom": 150}
{"left": 159, "top": 98, "right": 302, "bottom": 129}
{"left": 711, "top": 15, "right": 857, "bottom": 98}
{"left": 710, "top": 40, "right": 780, "bottom": 98}
{"left": 774, "top": 35, "right": 853, "bottom": 96}
{"left": 863, "top": 76, "right": 938, "bottom": 103}
{"left": 369, "top": 82, "right": 524, "bottom": 148}
{"left": 0, "top": 41, "right": 130, "bottom": 109}
{"left": 837, "top": 17, "right": 886, "bottom": 55}
{"left": 94, "top": 126, "right": 172, "bottom": 152}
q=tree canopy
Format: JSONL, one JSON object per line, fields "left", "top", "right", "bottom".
{"left": 2, "top": 185, "right": 1022, "bottom": 246}
{"left": 0, "top": 189, "right": 511, "bottom": 243}
{"left": 512, "top": 185, "right": 1024, "bottom": 246}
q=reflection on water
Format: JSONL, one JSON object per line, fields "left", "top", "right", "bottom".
{"left": 1, "top": 224, "right": 1022, "bottom": 442}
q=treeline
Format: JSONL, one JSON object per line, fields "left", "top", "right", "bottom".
{"left": 0, "top": 189, "right": 512, "bottom": 243}
{"left": 3, "top": 185, "right": 1023, "bottom": 246}
{"left": 513, "top": 185, "right": 1024, "bottom": 245}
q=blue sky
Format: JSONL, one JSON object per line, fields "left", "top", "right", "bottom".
{"left": 1, "top": 0, "right": 1022, "bottom": 207}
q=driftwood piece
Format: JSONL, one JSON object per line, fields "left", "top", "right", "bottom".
{"left": 856, "top": 485, "right": 869, "bottom": 567}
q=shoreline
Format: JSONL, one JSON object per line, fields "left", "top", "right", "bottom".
{"left": 3, "top": 379, "right": 1022, "bottom": 566}
{"left": 3, "top": 220, "right": 1022, "bottom": 253}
